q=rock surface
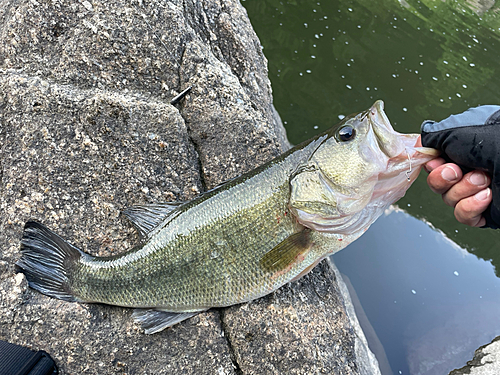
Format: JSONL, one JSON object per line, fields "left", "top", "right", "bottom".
{"left": 0, "top": 0, "right": 377, "bottom": 373}
{"left": 450, "top": 336, "right": 500, "bottom": 375}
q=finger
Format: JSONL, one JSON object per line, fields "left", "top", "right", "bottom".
{"left": 424, "top": 157, "right": 446, "bottom": 174}
{"left": 426, "top": 163, "right": 463, "bottom": 195}
{"left": 454, "top": 188, "right": 492, "bottom": 227}
{"left": 442, "top": 170, "right": 491, "bottom": 207}
{"left": 415, "top": 136, "right": 445, "bottom": 173}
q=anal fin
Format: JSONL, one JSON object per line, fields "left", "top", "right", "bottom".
{"left": 123, "top": 202, "right": 183, "bottom": 239}
{"left": 259, "top": 228, "right": 313, "bottom": 272}
{"left": 132, "top": 308, "right": 205, "bottom": 334}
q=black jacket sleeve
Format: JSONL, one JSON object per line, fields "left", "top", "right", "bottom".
{"left": 421, "top": 105, "right": 500, "bottom": 229}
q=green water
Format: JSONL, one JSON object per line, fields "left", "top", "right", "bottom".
{"left": 243, "top": 0, "right": 500, "bottom": 374}
{"left": 243, "top": 0, "right": 500, "bottom": 272}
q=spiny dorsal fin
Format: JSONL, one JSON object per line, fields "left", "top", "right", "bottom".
{"left": 132, "top": 309, "right": 204, "bottom": 334}
{"left": 259, "top": 228, "right": 313, "bottom": 272}
{"left": 123, "top": 202, "right": 183, "bottom": 239}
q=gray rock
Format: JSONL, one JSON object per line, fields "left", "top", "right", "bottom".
{"left": 450, "top": 336, "right": 500, "bottom": 375}
{"left": 0, "top": 0, "right": 377, "bottom": 373}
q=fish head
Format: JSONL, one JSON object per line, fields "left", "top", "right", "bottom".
{"left": 289, "top": 100, "right": 439, "bottom": 234}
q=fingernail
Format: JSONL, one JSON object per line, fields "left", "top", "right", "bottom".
{"left": 441, "top": 166, "right": 459, "bottom": 182}
{"left": 469, "top": 171, "right": 487, "bottom": 186}
{"left": 475, "top": 188, "right": 490, "bottom": 201}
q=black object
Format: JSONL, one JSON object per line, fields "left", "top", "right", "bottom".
{"left": 170, "top": 86, "right": 192, "bottom": 105}
{"left": 421, "top": 105, "right": 500, "bottom": 229}
{"left": 0, "top": 340, "right": 57, "bottom": 375}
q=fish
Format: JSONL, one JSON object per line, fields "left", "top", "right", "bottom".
{"left": 17, "top": 100, "right": 439, "bottom": 334}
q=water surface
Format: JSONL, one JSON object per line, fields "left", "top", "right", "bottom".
{"left": 243, "top": 0, "right": 500, "bottom": 374}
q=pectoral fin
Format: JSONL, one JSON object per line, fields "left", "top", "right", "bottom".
{"left": 290, "top": 257, "right": 324, "bottom": 281}
{"left": 132, "top": 308, "right": 206, "bottom": 334}
{"left": 260, "top": 229, "right": 313, "bottom": 272}
{"left": 123, "top": 202, "right": 183, "bottom": 239}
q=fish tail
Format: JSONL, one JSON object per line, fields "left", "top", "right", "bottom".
{"left": 17, "top": 221, "right": 85, "bottom": 302}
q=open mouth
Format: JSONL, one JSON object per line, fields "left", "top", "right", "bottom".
{"left": 373, "top": 137, "right": 440, "bottom": 200}
{"left": 368, "top": 100, "right": 440, "bottom": 199}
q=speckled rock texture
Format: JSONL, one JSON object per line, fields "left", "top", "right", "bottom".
{"left": 0, "top": 0, "right": 377, "bottom": 374}
{"left": 450, "top": 336, "right": 500, "bottom": 375}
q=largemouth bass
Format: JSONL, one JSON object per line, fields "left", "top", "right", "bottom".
{"left": 18, "top": 100, "right": 438, "bottom": 334}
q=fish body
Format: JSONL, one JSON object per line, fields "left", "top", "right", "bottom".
{"left": 18, "top": 100, "right": 438, "bottom": 333}
{"left": 72, "top": 137, "right": 330, "bottom": 310}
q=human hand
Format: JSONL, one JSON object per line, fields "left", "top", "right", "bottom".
{"left": 417, "top": 139, "right": 491, "bottom": 227}
{"left": 420, "top": 105, "right": 500, "bottom": 228}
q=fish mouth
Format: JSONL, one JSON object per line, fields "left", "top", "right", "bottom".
{"left": 368, "top": 100, "right": 440, "bottom": 199}
{"left": 369, "top": 100, "right": 439, "bottom": 159}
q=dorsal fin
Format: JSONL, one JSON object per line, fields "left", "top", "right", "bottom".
{"left": 259, "top": 228, "right": 313, "bottom": 272}
{"left": 122, "top": 202, "right": 183, "bottom": 239}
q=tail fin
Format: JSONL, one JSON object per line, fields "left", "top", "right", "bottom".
{"left": 17, "top": 221, "right": 84, "bottom": 302}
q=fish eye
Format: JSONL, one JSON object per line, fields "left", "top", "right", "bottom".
{"left": 337, "top": 125, "right": 356, "bottom": 142}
